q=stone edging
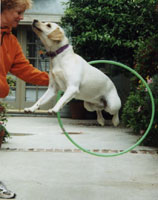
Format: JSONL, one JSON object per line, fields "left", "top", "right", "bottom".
{"left": 1, "top": 148, "right": 158, "bottom": 155}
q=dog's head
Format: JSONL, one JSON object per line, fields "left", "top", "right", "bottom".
{"left": 32, "top": 19, "right": 65, "bottom": 49}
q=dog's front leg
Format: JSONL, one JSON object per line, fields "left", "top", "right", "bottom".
{"left": 49, "top": 86, "right": 79, "bottom": 114}
{"left": 24, "top": 87, "right": 56, "bottom": 113}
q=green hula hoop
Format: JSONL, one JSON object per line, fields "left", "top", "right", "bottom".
{"left": 56, "top": 60, "right": 155, "bottom": 157}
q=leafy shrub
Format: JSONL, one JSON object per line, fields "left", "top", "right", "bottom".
{"left": 7, "top": 76, "right": 16, "bottom": 87}
{"left": 122, "top": 75, "right": 158, "bottom": 146}
{"left": 122, "top": 31, "right": 158, "bottom": 146}
{"left": 0, "top": 102, "right": 10, "bottom": 142}
{"left": 133, "top": 34, "right": 158, "bottom": 80}
{"left": 61, "top": 0, "right": 158, "bottom": 66}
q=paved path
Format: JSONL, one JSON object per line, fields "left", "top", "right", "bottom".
{"left": 0, "top": 117, "right": 158, "bottom": 200}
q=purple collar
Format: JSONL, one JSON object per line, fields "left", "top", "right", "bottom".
{"left": 46, "top": 44, "right": 69, "bottom": 58}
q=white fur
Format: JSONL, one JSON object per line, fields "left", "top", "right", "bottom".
{"left": 24, "top": 20, "right": 121, "bottom": 126}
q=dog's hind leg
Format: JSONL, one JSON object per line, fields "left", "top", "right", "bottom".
{"left": 84, "top": 102, "right": 105, "bottom": 126}
{"left": 96, "top": 111, "right": 105, "bottom": 126}
{"left": 104, "top": 92, "right": 121, "bottom": 127}
{"left": 84, "top": 101, "right": 96, "bottom": 112}
{"left": 104, "top": 107, "right": 120, "bottom": 127}
{"left": 112, "top": 112, "right": 120, "bottom": 127}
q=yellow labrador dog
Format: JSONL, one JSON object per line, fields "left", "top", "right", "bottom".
{"left": 24, "top": 19, "right": 121, "bottom": 126}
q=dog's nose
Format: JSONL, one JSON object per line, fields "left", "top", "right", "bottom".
{"left": 33, "top": 19, "right": 38, "bottom": 27}
{"left": 33, "top": 19, "right": 38, "bottom": 23}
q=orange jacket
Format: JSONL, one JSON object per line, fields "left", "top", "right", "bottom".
{"left": 0, "top": 27, "right": 49, "bottom": 98}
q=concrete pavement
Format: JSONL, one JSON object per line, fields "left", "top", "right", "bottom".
{"left": 0, "top": 116, "right": 158, "bottom": 200}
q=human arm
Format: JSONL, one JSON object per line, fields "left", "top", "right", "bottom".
{"left": 10, "top": 38, "right": 49, "bottom": 86}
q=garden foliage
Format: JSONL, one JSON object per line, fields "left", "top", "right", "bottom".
{"left": 61, "top": 0, "right": 158, "bottom": 66}
{"left": 122, "top": 34, "right": 158, "bottom": 146}
{"left": 0, "top": 102, "right": 10, "bottom": 141}
{"left": 122, "top": 75, "right": 158, "bottom": 146}
{"left": 133, "top": 34, "right": 158, "bottom": 79}
{"left": 61, "top": 0, "right": 158, "bottom": 146}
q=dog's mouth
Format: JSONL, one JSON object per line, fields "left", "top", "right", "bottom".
{"left": 32, "top": 20, "right": 42, "bottom": 32}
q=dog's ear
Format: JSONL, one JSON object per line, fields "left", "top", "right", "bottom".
{"left": 48, "top": 28, "right": 64, "bottom": 41}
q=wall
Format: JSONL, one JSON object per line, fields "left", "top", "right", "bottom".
{"left": 21, "top": 0, "right": 69, "bottom": 24}
{"left": 27, "top": 0, "right": 68, "bottom": 15}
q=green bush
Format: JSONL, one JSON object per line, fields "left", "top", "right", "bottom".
{"left": 122, "top": 34, "right": 158, "bottom": 147}
{"left": 133, "top": 34, "right": 158, "bottom": 80}
{"left": 0, "top": 78, "right": 15, "bottom": 142}
{"left": 122, "top": 32, "right": 158, "bottom": 147}
{"left": 122, "top": 75, "right": 158, "bottom": 147}
{"left": 0, "top": 102, "right": 10, "bottom": 142}
{"left": 61, "top": 0, "right": 158, "bottom": 66}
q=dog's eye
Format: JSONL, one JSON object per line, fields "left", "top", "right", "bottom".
{"left": 47, "top": 24, "right": 51, "bottom": 28}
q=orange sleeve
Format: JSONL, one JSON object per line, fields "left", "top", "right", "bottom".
{"left": 10, "top": 38, "right": 49, "bottom": 86}
{"left": 0, "top": 75, "right": 10, "bottom": 98}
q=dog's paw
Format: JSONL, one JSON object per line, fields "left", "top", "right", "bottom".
{"left": 112, "top": 119, "right": 120, "bottom": 127}
{"left": 24, "top": 107, "right": 35, "bottom": 113}
{"left": 97, "top": 118, "right": 105, "bottom": 126}
{"left": 48, "top": 109, "right": 53, "bottom": 115}
{"left": 48, "top": 108, "right": 56, "bottom": 115}
{"left": 112, "top": 114, "right": 120, "bottom": 127}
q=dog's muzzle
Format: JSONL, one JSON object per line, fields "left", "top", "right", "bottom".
{"left": 32, "top": 19, "right": 42, "bottom": 32}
